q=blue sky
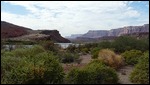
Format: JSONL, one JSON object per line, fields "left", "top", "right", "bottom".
{"left": 1, "top": 2, "right": 28, "bottom": 15}
{"left": 1, "top": 1, "right": 149, "bottom": 37}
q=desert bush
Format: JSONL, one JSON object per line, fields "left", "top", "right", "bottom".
{"left": 121, "top": 50, "right": 143, "bottom": 65}
{"left": 66, "top": 45, "right": 77, "bottom": 53}
{"left": 112, "top": 36, "right": 137, "bottom": 53}
{"left": 81, "top": 48, "right": 89, "bottom": 54}
{"left": 130, "top": 52, "right": 149, "bottom": 84}
{"left": 1, "top": 47, "right": 65, "bottom": 84}
{"left": 98, "top": 49, "right": 124, "bottom": 69}
{"left": 61, "top": 53, "right": 79, "bottom": 63}
{"left": 66, "top": 60, "right": 118, "bottom": 84}
{"left": 98, "top": 41, "right": 112, "bottom": 49}
{"left": 112, "top": 36, "right": 149, "bottom": 53}
{"left": 41, "top": 41, "right": 60, "bottom": 53}
{"left": 91, "top": 47, "right": 101, "bottom": 59}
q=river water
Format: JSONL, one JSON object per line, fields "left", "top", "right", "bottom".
{"left": 55, "top": 43, "right": 81, "bottom": 48}
{"left": 2, "top": 43, "right": 82, "bottom": 50}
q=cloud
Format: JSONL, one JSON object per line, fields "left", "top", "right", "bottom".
{"left": 1, "top": 1, "right": 149, "bottom": 37}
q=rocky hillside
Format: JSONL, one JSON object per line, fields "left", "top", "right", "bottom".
{"left": 38, "top": 30, "right": 71, "bottom": 43}
{"left": 1, "top": 21, "right": 70, "bottom": 43}
{"left": 78, "top": 24, "right": 149, "bottom": 38}
{"left": 1, "top": 21, "right": 32, "bottom": 38}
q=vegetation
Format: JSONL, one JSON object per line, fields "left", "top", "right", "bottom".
{"left": 41, "top": 41, "right": 61, "bottom": 54}
{"left": 66, "top": 60, "right": 118, "bottom": 84}
{"left": 2, "top": 39, "right": 37, "bottom": 45}
{"left": 1, "top": 46, "right": 64, "bottom": 84}
{"left": 1, "top": 35, "right": 149, "bottom": 84}
{"left": 130, "top": 52, "right": 149, "bottom": 84}
{"left": 98, "top": 49, "right": 124, "bottom": 69}
{"left": 121, "top": 50, "right": 143, "bottom": 65}
{"left": 60, "top": 53, "right": 79, "bottom": 63}
{"left": 91, "top": 47, "right": 100, "bottom": 59}
{"left": 112, "top": 36, "right": 149, "bottom": 53}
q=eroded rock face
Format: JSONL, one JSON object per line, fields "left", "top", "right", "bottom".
{"left": 80, "top": 24, "right": 149, "bottom": 38}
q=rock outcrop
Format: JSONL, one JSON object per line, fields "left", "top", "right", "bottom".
{"left": 1, "top": 21, "right": 70, "bottom": 43}
{"left": 39, "top": 30, "right": 71, "bottom": 43}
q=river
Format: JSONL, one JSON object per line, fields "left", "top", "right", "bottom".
{"left": 2, "top": 43, "right": 82, "bottom": 50}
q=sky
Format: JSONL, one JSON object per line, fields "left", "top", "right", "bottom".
{"left": 1, "top": 1, "right": 149, "bottom": 37}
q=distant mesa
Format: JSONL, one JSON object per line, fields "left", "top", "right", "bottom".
{"left": 67, "top": 24, "right": 149, "bottom": 39}
{"left": 65, "top": 34, "right": 83, "bottom": 39}
{"left": 79, "top": 24, "right": 149, "bottom": 38}
{"left": 66, "top": 24, "right": 149, "bottom": 42}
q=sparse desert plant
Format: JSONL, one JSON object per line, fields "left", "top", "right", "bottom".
{"left": 130, "top": 52, "right": 149, "bottom": 84}
{"left": 98, "top": 49, "right": 124, "bottom": 69}
{"left": 121, "top": 50, "right": 143, "bottom": 65}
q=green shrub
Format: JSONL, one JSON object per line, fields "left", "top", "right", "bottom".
{"left": 81, "top": 48, "right": 89, "bottom": 54}
{"left": 112, "top": 36, "right": 137, "bottom": 53}
{"left": 98, "top": 49, "right": 124, "bottom": 69}
{"left": 91, "top": 47, "right": 101, "bottom": 59}
{"left": 98, "top": 41, "right": 112, "bottom": 49}
{"left": 61, "top": 53, "right": 79, "bottom": 63}
{"left": 66, "top": 45, "right": 76, "bottom": 53}
{"left": 41, "top": 41, "right": 60, "bottom": 53}
{"left": 130, "top": 52, "right": 149, "bottom": 84}
{"left": 121, "top": 50, "right": 143, "bottom": 65}
{"left": 1, "top": 47, "right": 65, "bottom": 84}
{"left": 66, "top": 60, "right": 118, "bottom": 84}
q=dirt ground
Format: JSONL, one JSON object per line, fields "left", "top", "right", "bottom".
{"left": 117, "top": 65, "right": 134, "bottom": 84}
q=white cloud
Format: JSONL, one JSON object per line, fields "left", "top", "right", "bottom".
{"left": 1, "top": 1, "right": 148, "bottom": 37}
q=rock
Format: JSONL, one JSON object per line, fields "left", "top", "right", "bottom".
{"left": 1, "top": 21, "right": 32, "bottom": 38}
{"left": 1, "top": 21, "right": 70, "bottom": 43}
